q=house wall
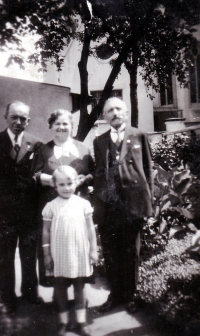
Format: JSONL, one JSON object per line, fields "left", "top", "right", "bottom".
{"left": 0, "top": 76, "right": 72, "bottom": 142}
{"left": 44, "top": 41, "right": 154, "bottom": 134}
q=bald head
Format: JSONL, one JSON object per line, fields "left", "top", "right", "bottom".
{"left": 5, "top": 101, "right": 30, "bottom": 118}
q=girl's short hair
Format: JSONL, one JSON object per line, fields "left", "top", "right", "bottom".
{"left": 52, "top": 165, "right": 77, "bottom": 184}
{"left": 48, "top": 109, "right": 73, "bottom": 129}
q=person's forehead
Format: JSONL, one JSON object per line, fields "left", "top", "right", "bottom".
{"left": 56, "top": 113, "right": 71, "bottom": 122}
{"left": 104, "top": 99, "right": 126, "bottom": 112}
{"left": 56, "top": 173, "right": 75, "bottom": 182}
{"left": 8, "top": 104, "right": 30, "bottom": 116}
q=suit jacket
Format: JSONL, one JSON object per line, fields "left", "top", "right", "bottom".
{"left": 0, "top": 129, "right": 42, "bottom": 218}
{"left": 93, "top": 125, "right": 153, "bottom": 221}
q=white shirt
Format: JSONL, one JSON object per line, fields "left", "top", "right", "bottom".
{"left": 7, "top": 128, "right": 24, "bottom": 147}
{"left": 54, "top": 137, "right": 79, "bottom": 159}
{"left": 110, "top": 123, "right": 126, "bottom": 143}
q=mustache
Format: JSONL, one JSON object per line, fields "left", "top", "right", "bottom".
{"left": 111, "top": 116, "right": 120, "bottom": 121}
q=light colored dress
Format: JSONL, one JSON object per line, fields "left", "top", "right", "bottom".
{"left": 42, "top": 195, "right": 93, "bottom": 278}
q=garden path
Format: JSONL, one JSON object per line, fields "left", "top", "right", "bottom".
{"left": 14, "top": 249, "right": 177, "bottom": 336}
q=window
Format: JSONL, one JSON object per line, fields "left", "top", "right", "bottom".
{"left": 159, "top": 77, "right": 173, "bottom": 105}
{"left": 189, "top": 55, "right": 200, "bottom": 103}
{"left": 96, "top": 44, "right": 114, "bottom": 60}
{"left": 91, "top": 90, "right": 123, "bottom": 119}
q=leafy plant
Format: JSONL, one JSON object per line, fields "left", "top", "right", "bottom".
{"left": 142, "top": 163, "right": 200, "bottom": 253}
{"left": 144, "top": 131, "right": 200, "bottom": 251}
{"left": 139, "top": 232, "right": 200, "bottom": 335}
{"left": 186, "top": 135, "right": 200, "bottom": 178}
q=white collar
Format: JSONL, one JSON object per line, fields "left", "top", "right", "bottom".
{"left": 54, "top": 138, "right": 79, "bottom": 159}
{"left": 110, "top": 123, "right": 126, "bottom": 143}
{"left": 110, "top": 123, "right": 126, "bottom": 133}
{"left": 7, "top": 128, "right": 24, "bottom": 146}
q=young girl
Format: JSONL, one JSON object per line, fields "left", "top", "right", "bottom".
{"left": 42, "top": 166, "right": 98, "bottom": 336}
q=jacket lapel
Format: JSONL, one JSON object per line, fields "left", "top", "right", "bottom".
{"left": 98, "top": 130, "right": 110, "bottom": 167}
{"left": 2, "top": 130, "right": 17, "bottom": 160}
{"left": 16, "top": 132, "right": 33, "bottom": 163}
{"left": 120, "top": 126, "right": 137, "bottom": 161}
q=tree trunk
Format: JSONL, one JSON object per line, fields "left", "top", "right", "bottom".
{"left": 76, "top": 36, "right": 133, "bottom": 141}
{"left": 125, "top": 56, "right": 139, "bottom": 128}
{"left": 129, "top": 61, "right": 138, "bottom": 127}
{"left": 76, "top": 26, "right": 91, "bottom": 140}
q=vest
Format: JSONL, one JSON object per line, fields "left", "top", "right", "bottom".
{"left": 105, "top": 137, "right": 122, "bottom": 202}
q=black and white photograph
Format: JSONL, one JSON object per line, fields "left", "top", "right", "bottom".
{"left": 0, "top": 1, "right": 200, "bottom": 335}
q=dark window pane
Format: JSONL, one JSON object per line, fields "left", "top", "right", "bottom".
{"left": 91, "top": 90, "right": 122, "bottom": 119}
{"left": 160, "top": 83, "right": 166, "bottom": 105}
{"left": 167, "top": 77, "right": 173, "bottom": 105}
{"left": 96, "top": 44, "right": 114, "bottom": 60}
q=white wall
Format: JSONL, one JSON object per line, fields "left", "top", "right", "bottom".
{"left": 137, "top": 69, "right": 154, "bottom": 132}
{"left": 44, "top": 40, "right": 154, "bottom": 134}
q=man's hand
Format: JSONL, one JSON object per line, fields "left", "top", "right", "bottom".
{"left": 77, "top": 174, "right": 93, "bottom": 187}
{"left": 44, "top": 254, "right": 54, "bottom": 271}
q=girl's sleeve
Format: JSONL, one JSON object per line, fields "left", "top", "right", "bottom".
{"left": 42, "top": 202, "right": 53, "bottom": 221}
{"left": 84, "top": 200, "right": 93, "bottom": 218}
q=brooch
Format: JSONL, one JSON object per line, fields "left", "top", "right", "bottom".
{"left": 26, "top": 142, "right": 33, "bottom": 151}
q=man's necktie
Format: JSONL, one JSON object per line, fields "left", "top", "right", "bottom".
{"left": 14, "top": 135, "right": 20, "bottom": 154}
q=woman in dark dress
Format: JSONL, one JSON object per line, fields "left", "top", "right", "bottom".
{"left": 32, "top": 109, "right": 94, "bottom": 286}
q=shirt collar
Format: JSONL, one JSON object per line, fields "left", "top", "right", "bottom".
{"left": 110, "top": 123, "right": 126, "bottom": 133}
{"left": 7, "top": 128, "right": 24, "bottom": 146}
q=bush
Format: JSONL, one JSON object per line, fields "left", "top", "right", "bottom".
{"left": 141, "top": 134, "right": 200, "bottom": 334}
{"left": 139, "top": 232, "right": 200, "bottom": 334}
{"left": 151, "top": 134, "right": 190, "bottom": 171}
{"left": 186, "top": 136, "right": 200, "bottom": 178}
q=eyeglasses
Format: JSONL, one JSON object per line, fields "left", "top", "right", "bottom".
{"left": 9, "top": 115, "right": 29, "bottom": 123}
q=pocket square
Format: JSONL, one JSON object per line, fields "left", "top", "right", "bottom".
{"left": 134, "top": 144, "right": 140, "bottom": 148}
{"left": 29, "top": 153, "right": 34, "bottom": 160}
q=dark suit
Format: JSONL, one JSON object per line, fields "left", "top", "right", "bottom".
{"left": 93, "top": 125, "right": 153, "bottom": 303}
{"left": 0, "top": 129, "right": 42, "bottom": 309}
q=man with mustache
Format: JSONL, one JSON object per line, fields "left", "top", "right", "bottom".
{"left": 0, "top": 101, "right": 43, "bottom": 313}
{"left": 93, "top": 97, "right": 153, "bottom": 314}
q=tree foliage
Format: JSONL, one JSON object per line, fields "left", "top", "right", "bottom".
{"left": 0, "top": 0, "right": 200, "bottom": 139}
{"left": 91, "top": 0, "right": 200, "bottom": 126}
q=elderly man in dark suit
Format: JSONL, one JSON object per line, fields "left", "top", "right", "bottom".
{"left": 0, "top": 101, "right": 43, "bottom": 313}
{"left": 93, "top": 97, "right": 153, "bottom": 314}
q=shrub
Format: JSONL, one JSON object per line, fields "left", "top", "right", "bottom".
{"left": 151, "top": 133, "right": 190, "bottom": 171}
{"left": 186, "top": 136, "right": 200, "bottom": 178}
{"left": 138, "top": 232, "right": 200, "bottom": 334}
{"left": 140, "top": 134, "right": 200, "bottom": 334}
{"left": 142, "top": 164, "right": 200, "bottom": 255}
